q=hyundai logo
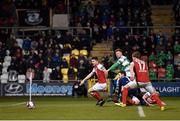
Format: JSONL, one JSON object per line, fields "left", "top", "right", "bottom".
{"left": 4, "top": 83, "right": 23, "bottom": 93}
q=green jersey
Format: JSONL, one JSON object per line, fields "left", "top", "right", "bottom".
{"left": 109, "top": 55, "right": 131, "bottom": 77}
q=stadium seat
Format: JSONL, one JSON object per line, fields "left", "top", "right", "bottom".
{"left": 61, "top": 68, "right": 69, "bottom": 83}
{"left": 2, "top": 61, "right": 11, "bottom": 67}
{"left": 0, "top": 73, "right": 9, "bottom": 83}
{"left": 2, "top": 67, "right": 8, "bottom": 74}
{"left": 74, "top": 68, "right": 78, "bottom": 73}
{"left": 64, "top": 43, "right": 72, "bottom": 49}
{"left": 157, "top": 67, "right": 166, "bottom": 79}
{"left": 62, "top": 54, "right": 70, "bottom": 64}
{"left": 71, "top": 49, "right": 79, "bottom": 59}
{"left": 80, "top": 49, "right": 88, "bottom": 56}
{"left": 149, "top": 69, "right": 157, "bottom": 80}
{"left": 149, "top": 61, "right": 157, "bottom": 68}
{"left": 8, "top": 70, "right": 18, "bottom": 82}
{"left": 18, "top": 74, "right": 26, "bottom": 83}
{"left": 141, "top": 55, "right": 148, "bottom": 62}
{"left": 166, "top": 64, "right": 174, "bottom": 80}
{"left": 4, "top": 56, "right": 12, "bottom": 62}
{"left": 71, "top": 49, "right": 79, "bottom": 56}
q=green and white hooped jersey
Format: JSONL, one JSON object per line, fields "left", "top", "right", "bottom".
{"left": 117, "top": 56, "right": 131, "bottom": 77}
{"left": 109, "top": 55, "right": 131, "bottom": 77}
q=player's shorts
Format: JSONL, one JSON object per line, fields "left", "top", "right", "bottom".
{"left": 126, "top": 71, "right": 131, "bottom": 77}
{"left": 125, "top": 81, "right": 155, "bottom": 94}
{"left": 92, "top": 82, "right": 107, "bottom": 91}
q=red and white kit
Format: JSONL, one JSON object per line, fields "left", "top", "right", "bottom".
{"left": 92, "top": 64, "right": 107, "bottom": 91}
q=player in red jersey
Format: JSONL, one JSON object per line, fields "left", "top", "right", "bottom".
{"left": 142, "top": 91, "right": 166, "bottom": 106}
{"left": 80, "top": 57, "right": 108, "bottom": 106}
{"left": 118, "top": 51, "right": 165, "bottom": 110}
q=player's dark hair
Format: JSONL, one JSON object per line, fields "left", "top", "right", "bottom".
{"left": 132, "top": 51, "right": 141, "bottom": 59}
{"left": 120, "top": 71, "right": 126, "bottom": 76}
{"left": 91, "top": 56, "right": 98, "bottom": 60}
{"left": 115, "top": 48, "right": 123, "bottom": 53}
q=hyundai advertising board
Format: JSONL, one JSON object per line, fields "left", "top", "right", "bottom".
{"left": 2, "top": 83, "right": 25, "bottom": 96}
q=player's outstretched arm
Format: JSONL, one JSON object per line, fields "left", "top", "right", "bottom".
{"left": 80, "top": 71, "right": 94, "bottom": 86}
{"left": 108, "top": 62, "right": 119, "bottom": 72}
{"left": 142, "top": 92, "right": 154, "bottom": 106}
{"left": 130, "top": 62, "right": 135, "bottom": 81}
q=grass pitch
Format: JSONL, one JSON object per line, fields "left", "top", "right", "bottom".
{"left": 0, "top": 96, "right": 180, "bottom": 120}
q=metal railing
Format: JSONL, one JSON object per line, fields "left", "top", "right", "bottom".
{"left": 0, "top": 25, "right": 180, "bottom": 39}
{"left": 0, "top": 26, "right": 92, "bottom": 38}
{"left": 112, "top": 25, "right": 180, "bottom": 35}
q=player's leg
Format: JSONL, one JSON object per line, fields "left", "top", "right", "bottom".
{"left": 88, "top": 87, "right": 102, "bottom": 104}
{"left": 96, "top": 83, "right": 107, "bottom": 106}
{"left": 145, "top": 83, "right": 165, "bottom": 110}
{"left": 121, "top": 81, "right": 138, "bottom": 106}
{"left": 89, "top": 83, "right": 106, "bottom": 106}
{"left": 112, "top": 79, "right": 121, "bottom": 103}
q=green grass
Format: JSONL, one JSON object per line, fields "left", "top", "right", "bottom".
{"left": 0, "top": 96, "right": 180, "bottom": 120}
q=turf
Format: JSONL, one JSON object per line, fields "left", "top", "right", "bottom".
{"left": 0, "top": 96, "right": 180, "bottom": 120}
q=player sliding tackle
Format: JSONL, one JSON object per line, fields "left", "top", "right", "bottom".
{"left": 80, "top": 57, "right": 108, "bottom": 106}
{"left": 119, "top": 51, "right": 166, "bottom": 111}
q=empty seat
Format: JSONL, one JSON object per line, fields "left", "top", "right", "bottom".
{"left": 62, "top": 54, "right": 70, "bottom": 64}
{"left": 0, "top": 73, "right": 9, "bottom": 83}
{"left": 8, "top": 70, "right": 18, "bottom": 82}
{"left": 4, "top": 56, "right": 12, "bottom": 62}
{"left": 61, "top": 68, "right": 69, "bottom": 83}
{"left": 2, "top": 67, "right": 8, "bottom": 74}
{"left": 141, "top": 55, "right": 148, "bottom": 62}
{"left": 2, "top": 61, "right": 11, "bottom": 67}
{"left": 80, "top": 49, "right": 88, "bottom": 56}
{"left": 149, "top": 61, "right": 157, "bottom": 68}
{"left": 157, "top": 67, "right": 166, "bottom": 79}
{"left": 18, "top": 75, "right": 26, "bottom": 83}
{"left": 71, "top": 49, "right": 79, "bottom": 56}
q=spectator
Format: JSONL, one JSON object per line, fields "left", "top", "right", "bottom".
{"left": 72, "top": 80, "right": 87, "bottom": 97}
{"left": 70, "top": 54, "right": 78, "bottom": 68}
{"left": 61, "top": 58, "right": 68, "bottom": 68}
{"left": 68, "top": 66, "right": 77, "bottom": 80}
{"left": 43, "top": 67, "right": 52, "bottom": 83}
{"left": 50, "top": 66, "right": 62, "bottom": 81}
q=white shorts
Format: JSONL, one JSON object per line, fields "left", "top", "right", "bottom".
{"left": 92, "top": 83, "right": 107, "bottom": 91}
{"left": 125, "top": 81, "right": 155, "bottom": 94}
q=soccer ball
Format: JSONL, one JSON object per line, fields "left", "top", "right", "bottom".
{"left": 26, "top": 101, "right": 35, "bottom": 109}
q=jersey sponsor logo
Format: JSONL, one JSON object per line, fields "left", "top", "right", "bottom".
{"left": 4, "top": 83, "right": 23, "bottom": 93}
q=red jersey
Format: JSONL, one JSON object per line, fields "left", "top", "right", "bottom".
{"left": 133, "top": 60, "right": 150, "bottom": 83}
{"left": 92, "top": 64, "right": 107, "bottom": 83}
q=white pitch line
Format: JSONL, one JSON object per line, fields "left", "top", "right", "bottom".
{"left": 137, "top": 106, "right": 146, "bottom": 117}
{"left": 0, "top": 102, "right": 26, "bottom": 107}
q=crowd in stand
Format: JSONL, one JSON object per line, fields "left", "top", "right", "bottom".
{"left": 0, "top": 0, "right": 179, "bottom": 82}
{"left": 70, "top": 0, "right": 152, "bottom": 42}
{"left": 173, "top": 0, "right": 180, "bottom": 27}
{"left": 173, "top": 0, "right": 180, "bottom": 79}
{"left": 0, "top": 29, "right": 92, "bottom": 82}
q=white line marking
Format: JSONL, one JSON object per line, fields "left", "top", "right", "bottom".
{"left": 0, "top": 102, "right": 26, "bottom": 107}
{"left": 137, "top": 106, "right": 146, "bottom": 117}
